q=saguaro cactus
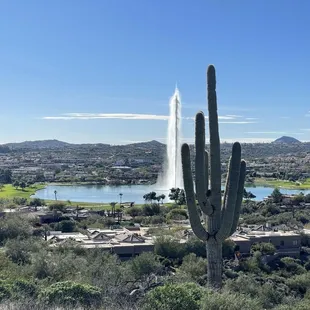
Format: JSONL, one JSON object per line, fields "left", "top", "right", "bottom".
{"left": 181, "top": 65, "right": 246, "bottom": 288}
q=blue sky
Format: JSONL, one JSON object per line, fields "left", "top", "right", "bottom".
{"left": 1, "top": 0, "right": 310, "bottom": 144}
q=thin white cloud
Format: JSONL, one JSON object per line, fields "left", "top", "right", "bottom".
{"left": 43, "top": 112, "right": 256, "bottom": 123}
{"left": 43, "top": 113, "right": 169, "bottom": 121}
{"left": 225, "top": 114, "right": 243, "bottom": 118}
{"left": 245, "top": 117, "right": 259, "bottom": 120}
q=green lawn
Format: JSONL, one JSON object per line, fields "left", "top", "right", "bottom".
{"left": 0, "top": 184, "right": 46, "bottom": 199}
{"left": 251, "top": 177, "right": 310, "bottom": 190}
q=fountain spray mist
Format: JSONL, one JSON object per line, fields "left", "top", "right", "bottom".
{"left": 157, "top": 87, "right": 183, "bottom": 189}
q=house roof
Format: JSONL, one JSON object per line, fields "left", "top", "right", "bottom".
{"left": 91, "top": 232, "right": 112, "bottom": 241}
{"left": 115, "top": 233, "right": 145, "bottom": 243}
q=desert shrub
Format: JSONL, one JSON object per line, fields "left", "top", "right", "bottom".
{"left": 0, "top": 215, "right": 32, "bottom": 245}
{"left": 280, "top": 257, "right": 306, "bottom": 275}
{"left": 150, "top": 215, "right": 165, "bottom": 225}
{"left": 251, "top": 242, "right": 276, "bottom": 255}
{"left": 201, "top": 289, "right": 261, "bottom": 310}
{"left": 286, "top": 272, "right": 310, "bottom": 295}
{"left": 274, "top": 300, "right": 310, "bottom": 310}
{"left": 222, "top": 239, "right": 236, "bottom": 258}
{"left": 154, "top": 236, "right": 186, "bottom": 261}
{"left": 13, "top": 197, "right": 28, "bottom": 205}
{"left": 54, "top": 220, "right": 76, "bottom": 232}
{"left": 125, "top": 206, "right": 142, "bottom": 217}
{"left": 178, "top": 253, "right": 207, "bottom": 282}
{"left": 39, "top": 281, "right": 101, "bottom": 308}
{"left": 11, "top": 279, "right": 37, "bottom": 298}
{"left": 166, "top": 209, "right": 188, "bottom": 221}
{"left": 5, "top": 238, "right": 33, "bottom": 265}
{"left": 130, "top": 252, "right": 162, "bottom": 279}
{"left": 48, "top": 202, "right": 66, "bottom": 212}
{"left": 0, "top": 280, "right": 12, "bottom": 302}
{"left": 225, "top": 274, "right": 259, "bottom": 298}
{"left": 29, "top": 198, "right": 44, "bottom": 207}
{"left": 185, "top": 237, "right": 206, "bottom": 258}
{"left": 141, "top": 282, "right": 203, "bottom": 310}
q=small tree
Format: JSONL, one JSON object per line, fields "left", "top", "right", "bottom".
{"left": 251, "top": 242, "right": 276, "bottom": 255}
{"left": 169, "top": 188, "right": 186, "bottom": 205}
{"left": 143, "top": 191, "right": 157, "bottom": 204}
{"left": 13, "top": 181, "right": 19, "bottom": 189}
{"left": 271, "top": 188, "right": 283, "bottom": 203}
{"left": 158, "top": 194, "right": 166, "bottom": 204}
{"left": 20, "top": 181, "right": 26, "bottom": 191}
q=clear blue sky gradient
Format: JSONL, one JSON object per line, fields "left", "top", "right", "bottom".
{"left": 1, "top": 0, "right": 310, "bottom": 144}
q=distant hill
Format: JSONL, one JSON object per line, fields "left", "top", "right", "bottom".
{"left": 272, "top": 136, "right": 301, "bottom": 144}
{"left": 127, "top": 140, "right": 165, "bottom": 148}
{"left": 1, "top": 139, "right": 165, "bottom": 151}
{"left": 4, "top": 139, "right": 72, "bottom": 150}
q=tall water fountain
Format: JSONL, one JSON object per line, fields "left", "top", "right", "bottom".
{"left": 157, "top": 87, "right": 183, "bottom": 189}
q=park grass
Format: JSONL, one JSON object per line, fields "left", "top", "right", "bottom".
{"left": 0, "top": 182, "right": 185, "bottom": 209}
{"left": 252, "top": 177, "right": 310, "bottom": 190}
{"left": 0, "top": 184, "right": 46, "bottom": 199}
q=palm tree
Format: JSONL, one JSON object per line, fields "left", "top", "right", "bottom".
{"left": 119, "top": 193, "right": 123, "bottom": 205}
{"left": 110, "top": 202, "right": 117, "bottom": 218}
{"left": 54, "top": 190, "right": 57, "bottom": 201}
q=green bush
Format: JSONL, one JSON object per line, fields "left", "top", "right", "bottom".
{"left": 125, "top": 206, "right": 142, "bottom": 217}
{"left": 39, "top": 281, "right": 101, "bottom": 308}
{"left": 48, "top": 202, "right": 66, "bottom": 212}
{"left": 201, "top": 289, "right": 261, "bottom": 310}
{"left": 0, "top": 280, "right": 12, "bottom": 302}
{"left": 54, "top": 220, "right": 76, "bottom": 232}
{"left": 0, "top": 215, "right": 32, "bottom": 245}
{"left": 185, "top": 237, "right": 206, "bottom": 258}
{"left": 130, "top": 252, "right": 162, "bottom": 279}
{"left": 280, "top": 257, "right": 306, "bottom": 275}
{"left": 154, "top": 236, "right": 186, "bottom": 261}
{"left": 5, "top": 238, "right": 32, "bottom": 265}
{"left": 11, "top": 279, "right": 37, "bottom": 298}
{"left": 166, "top": 209, "right": 188, "bottom": 221}
{"left": 222, "top": 239, "right": 236, "bottom": 258}
{"left": 179, "top": 253, "right": 207, "bottom": 282}
{"left": 141, "top": 283, "right": 203, "bottom": 310}
{"left": 251, "top": 242, "right": 276, "bottom": 255}
{"left": 286, "top": 272, "right": 310, "bottom": 295}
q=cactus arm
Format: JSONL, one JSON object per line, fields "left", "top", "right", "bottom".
{"left": 195, "top": 112, "right": 213, "bottom": 216}
{"left": 182, "top": 143, "right": 209, "bottom": 241}
{"left": 216, "top": 142, "right": 241, "bottom": 241}
{"left": 207, "top": 65, "right": 222, "bottom": 212}
{"left": 230, "top": 160, "right": 246, "bottom": 236}
{"left": 205, "top": 150, "right": 209, "bottom": 194}
{"left": 222, "top": 157, "right": 231, "bottom": 213}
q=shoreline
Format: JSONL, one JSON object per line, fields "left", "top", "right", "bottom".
{"left": 2, "top": 179, "right": 309, "bottom": 207}
{"left": 46, "top": 180, "right": 310, "bottom": 191}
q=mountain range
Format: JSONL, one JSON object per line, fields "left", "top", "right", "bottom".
{"left": 0, "top": 136, "right": 303, "bottom": 151}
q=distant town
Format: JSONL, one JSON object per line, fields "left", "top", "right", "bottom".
{"left": 0, "top": 136, "right": 309, "bottom": 188}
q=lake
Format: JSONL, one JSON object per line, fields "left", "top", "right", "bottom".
{"left": 31, "top": 184, "right": 310, "bottom": 204}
